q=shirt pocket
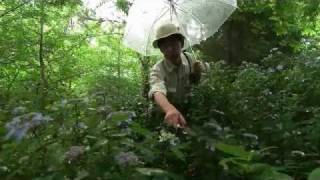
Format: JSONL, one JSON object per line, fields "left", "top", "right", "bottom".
{"left": 165, "top": 76, "right": 177, "bottom": 93}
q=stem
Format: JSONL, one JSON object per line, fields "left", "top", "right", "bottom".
{"left": 38, "top": 0, "right": 48, "bottom": 110}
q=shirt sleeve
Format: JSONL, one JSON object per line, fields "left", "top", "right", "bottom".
{"left": 148, "top": 63, "right": 167, "bottom": 100}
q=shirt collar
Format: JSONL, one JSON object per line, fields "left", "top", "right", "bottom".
{"left": 163, "top": 53, "right": 188, "bottom": 72}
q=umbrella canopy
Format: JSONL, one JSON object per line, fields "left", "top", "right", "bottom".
{"left": 123, "top": 0, "right": 237, "bottom": 56}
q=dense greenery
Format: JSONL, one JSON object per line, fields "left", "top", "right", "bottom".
{"left": 199, "top": 0, "right": 320, "bottom": 64}
{"left": 0, "top": 0, "right": 320, "bottom": 179}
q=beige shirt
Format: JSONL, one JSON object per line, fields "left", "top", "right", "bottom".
{"left": 149, "top": 52, "right": 205, "bottom": 106}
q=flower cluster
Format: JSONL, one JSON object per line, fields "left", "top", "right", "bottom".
{"left": 11, "top": 106, "right": 27, "bottom": 115}
{"left": 114, "top": 151, "right": 140, "bottom": 167}
{"left": 159, "top": 129, "right": 179, "bottom": 146}
{"left": 65, "top": 146, "right": 85, "bottom": 162}
{"left": 107, "top": 111, "right": 136, "bottom": 129}
{"left": 5, "top": 112, "right": 53, "bottom": 141}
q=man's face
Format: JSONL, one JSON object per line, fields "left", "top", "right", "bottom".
{"left": 159, "top": 35, "right": 183, "bottom": 65}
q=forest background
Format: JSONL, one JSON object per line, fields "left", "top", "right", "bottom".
{"left": 1, "top": 0, "right": 320, "bottom": 179}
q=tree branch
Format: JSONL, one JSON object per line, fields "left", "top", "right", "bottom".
{"left": 0, "top": 0, "right": 32, "bottom": 19}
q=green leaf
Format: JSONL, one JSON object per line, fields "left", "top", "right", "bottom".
{"left": 250, "top": 164, "right": 293, "bottom": 180}
{"left": 136, "top": 168, "right": 167, "bottom": 176}
{"left": 170, "top": 147, "right": 186, "bottom": 162}
{"left": 0, "top": 5, "right": 5, "bottom": 11}
{"left": 131, "top": 123, "right": 152, "bottom": 136}
{"left": 75, "top": 170, "right": 89, "bottom": 180}
{"left": 255, "top": 171, "right": 293, "bottom": 180}
{"left": 215, "top": 143, "right": 253, "bottom": 160}
{"left": 136, "top": 168, "right": 183, "bottom": 180}
{"left": 308, "top": 168, "right": 320, "bottom": 180}
{"left": 107, "top": 111, "right": 131, "bottom": 122}
{"left": 249, "top": 163, "right": 273, "bottom": 174}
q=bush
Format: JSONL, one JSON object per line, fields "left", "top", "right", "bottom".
{"left": 1, "top": 50, "right": 320, "bottom": 180}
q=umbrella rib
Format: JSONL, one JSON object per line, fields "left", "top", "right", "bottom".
{"left": 173, "top": 1, "right": 237, "bottom": 39}
{"left": 164, "top": 0, "right": 203, "bottom": 33}
{"left": 145, "top": 6, "right": 170, "bottom": 55}
{"left": 171, "top": 1, "right": 207, "bottom": 52}
{"left": 164, "top": 0, "right": 184, "bottom": 21}
{"left": 215, "top": 0, "right": 237, "bottom": 8}
{"left": 170, "top": 2, "right": 199, "bottom": 61}
{"left": 172, "top": 2, "right": 204, "bottom": 31}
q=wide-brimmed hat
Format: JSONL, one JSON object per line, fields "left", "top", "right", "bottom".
{"left": 152, "top": 23, "right": 185, "bottom": 48}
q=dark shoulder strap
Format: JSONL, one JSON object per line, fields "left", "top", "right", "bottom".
{"left": 183, "top": 51, "right": 192, "bottom": 74}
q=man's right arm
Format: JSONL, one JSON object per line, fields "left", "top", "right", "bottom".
{"left": 153, "top": 92, "right": 186, "bottom": 128}
{"left": 148, "top": 64, "right": 187, "bottom": 128}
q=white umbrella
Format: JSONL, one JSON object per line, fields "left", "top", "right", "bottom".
{"left": 123, "top": 0, "right": 237, "bottom": 56}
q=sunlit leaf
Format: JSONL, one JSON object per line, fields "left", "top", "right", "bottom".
{"left": 308, "top": 168, "right": 320, "bottom": 180}
{"left": 216, "top": 143, "right": 254, "bottom": 160}
{"left": 136, "top": 168, "right": 167, "bottom": 176}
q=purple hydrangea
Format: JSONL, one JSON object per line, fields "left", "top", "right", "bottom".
{"left": 5, "top": 117, "right": 29, "bottom": 141}
{"left": 114, "top": 151, "right": 140, "bottom": 167}
{"left": 107, "top": 111, "right": 136, "bottom": 129}
{"left": 75, "top": 122, "right": 88, "bottom": 130}
{"left": 65, "top": 146, "right": 85, "bottom": 162}
{"left": 5, "top": 112, "right": 53, "bottom": 141}
{"left": 11, "top": 106, "right": 27, "bottom": 115}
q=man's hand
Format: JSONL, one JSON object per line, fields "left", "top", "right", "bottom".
{"left": 164, "top": 107, "right": 187, "bottom": 128}
{"left": 153, "top": 92, "right": 187, "bottom": 128}
{"left": 193, "top": 61, "right": 202, "bottom": 74}
{"left": 190, "top": 61, "right": 202, "bottom": 84}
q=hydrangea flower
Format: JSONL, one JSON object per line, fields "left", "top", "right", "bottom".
{"left": 76, "top": 122, "right": 88, "bottom": 130}
{"left": 114, "top": 151, "right": 140, "bottom": 167}
{"left": 11, "top": 106, "right": 27, "bottom": 115}
{"left": 65, "top": 146, "right": 85, "bottom": 162}
{"left": 5, "top": 112, "right": 52, "bottom": 141}
{"left": 159, "top": 129, "right": 180, "bottom": 146}
{"left": 107, "top": 111, "right": 136, "bottom": 129}
{"left": 5, "top": 117, "right": 29, "bottom": 141}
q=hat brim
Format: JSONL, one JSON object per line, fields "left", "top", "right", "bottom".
{"left": 153, "top": 33, "right": 185, "bottom": 49}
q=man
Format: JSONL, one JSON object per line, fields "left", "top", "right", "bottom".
{"left": 148, "top": 23, "right": 208, "bottom": 129}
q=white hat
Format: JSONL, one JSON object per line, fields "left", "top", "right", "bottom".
{"left": 152, "top": 23, "right": 185, "bottom": 48}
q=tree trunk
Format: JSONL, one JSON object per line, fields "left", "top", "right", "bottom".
{"left": 140, "top": 56, "right": 151, "bottom": 99}
{"left": 117, "top": 39, "right": 121, "bottom": 97}
{"left": 39, "top": 0, "right": 48, "bottom": 110}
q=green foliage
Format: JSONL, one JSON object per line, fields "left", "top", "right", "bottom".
{"left": 189, "top": 49, "right": 320, "bottom": 179}
{"left": 237, "top": 0, "right": 320, "bottom": 52}
{"left": 1, "top": 0, "right": 320, "bottom": 179}
{"left": 308, "top": 168, "right": 320, "bottom": 180}
{"left": 200, "top": 0, "right": 320, "bottom": 64}
{"left": 115, "top": 0, "right": 131, "bottom": 15}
